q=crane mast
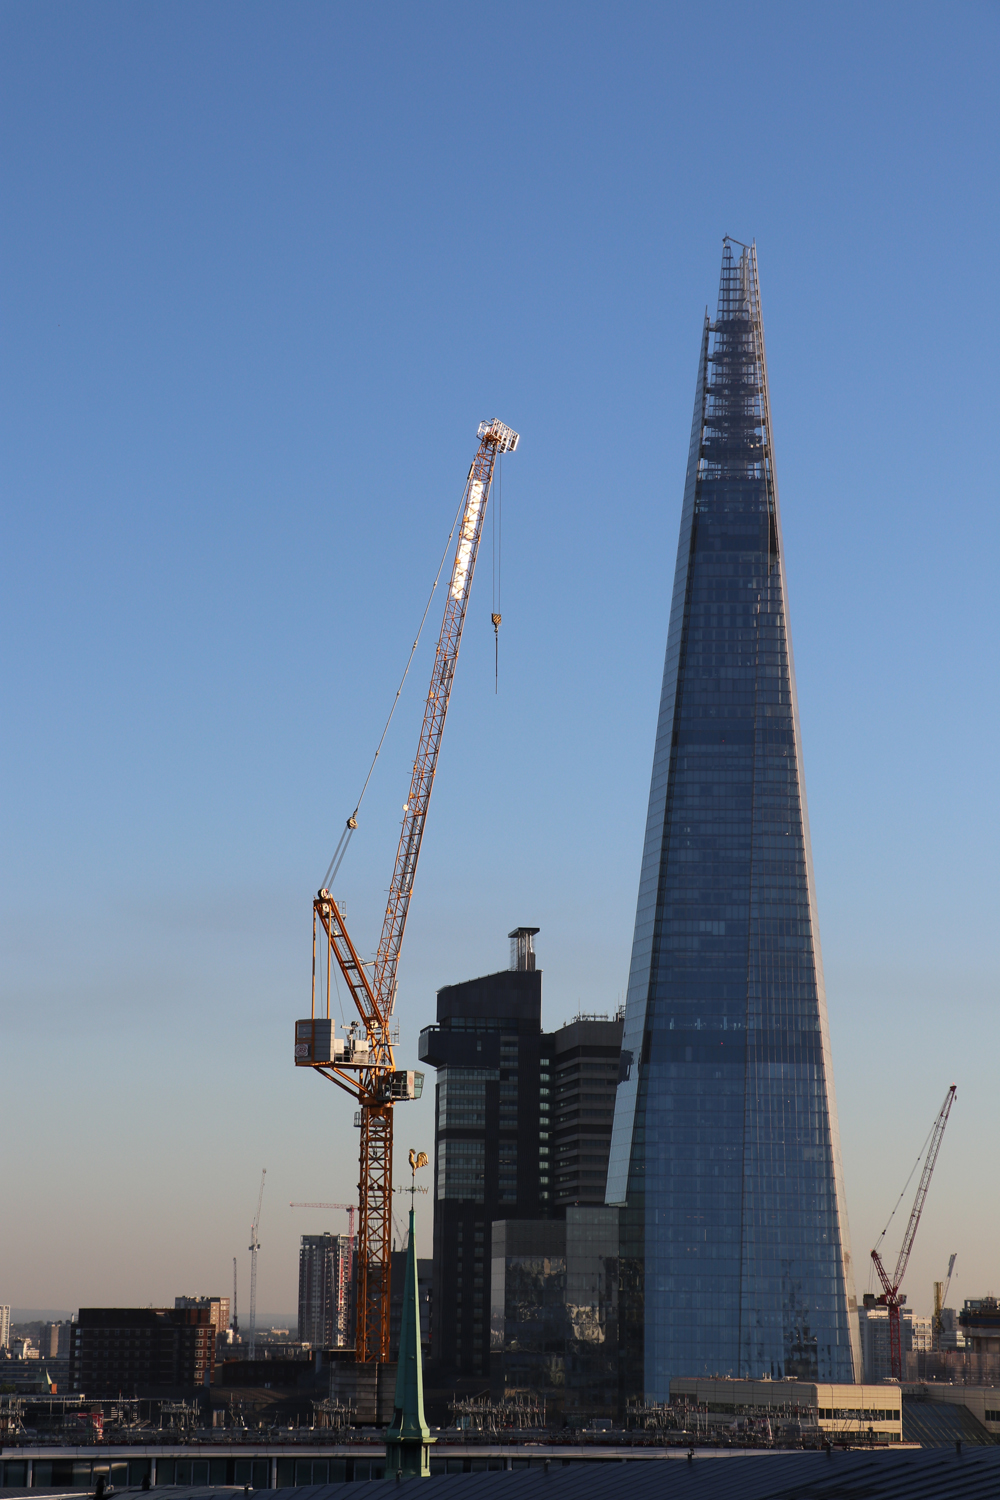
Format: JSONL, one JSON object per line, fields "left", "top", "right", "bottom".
{"left": 247, "top": 1168, "right": 266, "bottom": 1360}
{"left": 870, "top": 1085, "right": 956, "bottom": 1379}
{"left": 297, "top": 419, "right": 519, "bottom": 1362}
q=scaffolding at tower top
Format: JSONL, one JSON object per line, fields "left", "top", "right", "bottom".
{"left": 701, "top": 238, "right": 773, "bottom": 489}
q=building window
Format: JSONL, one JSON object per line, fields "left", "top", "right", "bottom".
{"left": 437, "top": 1140, "right": 485, "bottom": 1201}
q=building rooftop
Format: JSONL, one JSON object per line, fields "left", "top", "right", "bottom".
{"left": 5, "top": 1448, "right": 996, "bottom": 1500}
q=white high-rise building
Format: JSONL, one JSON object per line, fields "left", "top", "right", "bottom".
{"left": 298, "top": 1234, "right": 355, "bottom": 1348}
{"left": 0, "top": 1307, "right": 11, "bottom": 1349}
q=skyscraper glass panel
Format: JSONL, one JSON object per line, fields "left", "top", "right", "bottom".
{"left": 607, "top": 240, "right": 860, "bottom": 1397}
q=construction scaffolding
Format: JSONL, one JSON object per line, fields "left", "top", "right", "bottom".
{"left": 0, "top": 1398, "right": 25, "bottom": 1442}
{"left": 624, "top": 1397, "right": 820, "bottom": 1446}
{"left": 311, "top": 1398, "right": 355, "bottom": 1431}
{"left": 448, "top": 1393, "right": 546, "bottom": 1435}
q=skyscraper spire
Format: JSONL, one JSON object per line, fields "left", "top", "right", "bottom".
{"left": 607, "top": 239, "right": 860, "bottom": 1396}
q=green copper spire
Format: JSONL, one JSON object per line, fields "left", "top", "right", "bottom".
{"left": 385, "top": 1161, "right": 433, "bottom": 1479}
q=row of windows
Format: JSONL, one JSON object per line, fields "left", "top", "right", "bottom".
{"left": 818, "top": 1409, "right": 898, "bottom": 1422}
{"left": 442, "top": 1018, "right": 521, "bottom": 1033}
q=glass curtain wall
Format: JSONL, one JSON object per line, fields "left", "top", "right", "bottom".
{"left": 607, "top": 241, "right": 860, "bottom": 1398}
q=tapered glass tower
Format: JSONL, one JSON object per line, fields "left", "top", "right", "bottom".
{"left": 607, "top": 240, "right": 860, "bottom": 1397}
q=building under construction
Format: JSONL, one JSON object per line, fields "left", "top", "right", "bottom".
{"left": 297, "top": 1235, "right": 355, "bottom": 1351}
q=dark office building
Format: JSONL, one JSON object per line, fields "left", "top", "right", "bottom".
{"left": 69, "top": 1308, "right": 215, "bottom": 1394}
{"left": 419, "top": 928, "right": 553, "bottom": 1380}
{"left": 298, "top": 1233, "right": 355, "bottom": 1349}
{"left": 607, "top": 240, "right": 860, "bottom": 1399}
{"left": 552, "top": 1016, "right": 623, "bottom": 1209}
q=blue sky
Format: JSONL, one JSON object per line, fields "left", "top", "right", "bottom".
{"left": 2, "top": 0, "right": 998, "bottom": 1323}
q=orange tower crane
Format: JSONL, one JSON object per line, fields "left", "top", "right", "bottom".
{"left": 295, "top": 419, "right": 519, "bottom": 1362}
{"left": 869, "top": 1084, "right": 956, "bottom": 1379}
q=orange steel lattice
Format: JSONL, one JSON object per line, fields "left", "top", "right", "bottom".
{"left": 357, "top": 1103, "right": 393, "bottom": 1362}
{"left": 305, "top": 419, "right": 518, "bottom": 1362}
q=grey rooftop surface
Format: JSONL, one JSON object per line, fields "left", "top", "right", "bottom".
{"left": 9, "top": 1452, "right": 1000, "bottom": 1500}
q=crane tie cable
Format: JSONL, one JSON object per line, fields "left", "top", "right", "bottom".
{"left": 321, "top": 481, "right": 470, "bottom": 891}
{"left": 492, "top": 450, "right": 502, "bottom": 693}
{"left": 873, "top": 1114, "right": 938, "bottom": 1254}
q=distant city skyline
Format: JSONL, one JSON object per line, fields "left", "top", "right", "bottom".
{"left": 2, "top": 1, "right": 997, "bottom": 1318}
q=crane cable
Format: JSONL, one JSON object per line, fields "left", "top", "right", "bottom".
{"left": 321, "top": 479, "right": 471, "bottom": 891}
{"left": 491, "top": 452, "right": 502, "bottom": 692}
{"left": 868, "top": 1112, "right": 939, "bottom": 1290}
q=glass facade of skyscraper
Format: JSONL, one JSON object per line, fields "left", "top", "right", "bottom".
{"left": 607, "top": 241, "right": 860, "bottom": 1399}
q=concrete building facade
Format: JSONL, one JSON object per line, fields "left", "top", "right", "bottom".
{"left": 858, "top": 1306, "right": 920, "bottom": 1382}
{"left": 39, "top": 1321, "right": 73, "bottom": 1359}
{"left": 298, "top": 1234, "right": 355, "bottom": 1349}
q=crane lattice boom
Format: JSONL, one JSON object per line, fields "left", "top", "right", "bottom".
{"left": 893, "top": 1085, "right": 956, "bottom": 1289}
{"left": 290, "top": 1202, "right": 357, "bottom": 1240}
{"left": 871, "top": 1084, "right": 955, "bottom": 1380}
{"left": 297, "top": 419, "right": 518, "bottom": 1362}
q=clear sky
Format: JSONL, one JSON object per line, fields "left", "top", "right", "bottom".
{"left": 2, "top": 1, "right": 998, "bottom": 1326}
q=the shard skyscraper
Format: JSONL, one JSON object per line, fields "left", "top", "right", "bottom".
{"left": 607, "top": 240, "right": 860, "bottom": 1398}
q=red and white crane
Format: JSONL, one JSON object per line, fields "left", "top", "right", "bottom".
{"left": 295, "top": 419, "right": 519, "bottom": 1362}
{"left": 870, "top": 1084, "right": 956, "bottom": 1379}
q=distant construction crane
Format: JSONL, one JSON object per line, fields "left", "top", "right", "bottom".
{"left": 295, "top": 419, "right": 519, "bottom": 1362}
{"left": 232, "top": 1256, "right": 239, "bottom": 1339}
{"left": 933, "top": 1252, "right": 958, "bottom": 1347}
{"left": 870, "top": 1085, "right": 956, "bottom": 1379}
{"left": 248, "top": 1168, "right": 266, "bottom": 1359}
{"left": 290, "top": 1202, "right": 357, "bottom": 1240}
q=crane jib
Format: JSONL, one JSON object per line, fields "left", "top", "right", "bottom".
{"left": 373, "top": 429, "right": 508, "bottom": 1009}
{"left": 869, "top": 1083, "right": 956, "bottom": 1381}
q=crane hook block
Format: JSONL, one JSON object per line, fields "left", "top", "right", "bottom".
{"left": 492, "top": 613, "right": 502, "bottom": 630}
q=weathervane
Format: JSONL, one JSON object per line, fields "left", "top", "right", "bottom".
{"left": 407, "top": 1148, "right": 428, "bottom": 1208}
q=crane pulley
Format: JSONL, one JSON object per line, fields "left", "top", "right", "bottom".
{"left": 869, "top": 1084, "right": 956, "bottom": 1379}
{"left": 295, "top": 419, "right": 519, "bottom": 1362}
